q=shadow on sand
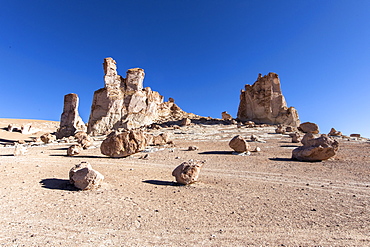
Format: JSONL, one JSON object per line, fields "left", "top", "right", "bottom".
{"left": 142, "top": 180, "right": 181, "bottom": 186}
{"left": 198, "top": 151, "right": 233, "bottom": 155}
{"left": 39, "top": 178, "right": 78, "bottom": 191}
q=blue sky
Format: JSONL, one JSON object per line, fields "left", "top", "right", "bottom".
{"left": 1, "top": 0, "right": 369, "bottom": 137}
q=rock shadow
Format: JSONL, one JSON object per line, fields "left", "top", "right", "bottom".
{"left": 142, "top": 180, "right": 180, "bottom": 186}
{"left": 39, "top": 178, "right": 78, "bottom": 191}
{"left": 49, "top": 154, "right": 110, "bottom": 159}
{"left": 198, "top": 151, "right": 233, "bottom": 155}
{"left": 280, "top": 145, "right": 300, "bottom": 148}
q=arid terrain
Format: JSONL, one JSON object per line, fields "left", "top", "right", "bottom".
{"left": 0, "top": 119, "right": 369, "bottom": 246}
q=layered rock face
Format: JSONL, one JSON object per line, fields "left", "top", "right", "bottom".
{"left": 237, "top": 73, "right": 300, "bottom": 126}
{"left": 56, "top": 93, "right": 86, "bottom": 139}
{"left": 87, "top": 58, "right": 194, "bottom": 135}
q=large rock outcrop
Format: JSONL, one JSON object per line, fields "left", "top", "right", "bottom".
{"left": 87, "top": 57, "right": 196, "bottom": 135}
{"left": 237, "top": 73, "right": 300, "bottom": 126}
{"left": 56, "top": 93, "right": 86, "bottom": 139}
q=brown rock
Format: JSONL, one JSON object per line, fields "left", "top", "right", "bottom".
{"left": 151, "top": 133, "right": 170, "bottom": 146}
{"left": 188, "top": 146, "right": 198, "bottom": 151}
{"left": 40, "top": 133, "right": 56, "bottom": 144}
{"left": 275, "top": 125, "right": 286, "bottom": 134}
{"left": 69, "top": 162, "right": 104, "bottom": 190}
{"left": 7, "top": 124, "right": 14, "bottom": 132}
{"left": 229, "top": 135, "right": 251, "bottom": 153}
{"left": 100, "top": 130, "right": 148, "bottom": 157}
{"left": 292, "top": 133, "right": 339, "bottom": 161}
{"left": 74, "top": 131, "right": 94, "bottom": 149}
{"left": 285, "top": 126, "right": 296, "bottom": 132}
{"left": 237, "top": 73, "right": 300, "bottom": 126}
{"left": 67, "top": 144, "right": 83, "bottom": 156}
{"left": 350, "top": 133, "right": 361, "bottom": 138}
{"left": 221, "top": 111, "right": 232, "bottom": 120}
{"left": 328, "top": 128, "right": 342, "bottom": 136}
{"left": 56, "top": 93, "right": 86, "bottom": 139}
{"left": 289, "top": 132, "right": 302, "bottom": 143}
{"left": 298, "top": 122, "right": 319, "bottom": 134}
{"left": 172, "top": 160, "right": 205, "bottom": 185}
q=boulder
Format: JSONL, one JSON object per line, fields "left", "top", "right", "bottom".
{"left": 289, "top": 132, "right": 302, "bottom": 143}
{"left": 292, "top": 133, "right": 339, "bottom": 161}
{"left": 7, "top": 124, "right": 14, "bottom": 132}
{"left": 69, "top": 162, "right": 104, "bottom": 190}
{"left": 237, "top": 73, "right": 300, "bottom": 126}
{"left": 298, "top": 122, "right": 319, "bottom": 134}
{"left": 328, "top": 128, "right": 342, "bottom": 136}
{"left": 188, "top": 145, "right": 198, "bottom": 151}
{"left": 100, "top": 130, "right": 148, "bottom": 157}
{"left": 67, "top": 144, "right": 83, "bottom": 156}
{"left": 221, "top": 111, "right": 232, "bottom": 120}
{"left": 40, "top": 133, "right": 56, "bottom": 144}
{"left": 56, "top": 93, "right": 86, "bottom": 139}
{"left": 14, "top": 144, "right": 27, "bottom": 156}
{"left": 151, "top": 133, "right": 170, "bottom": 146}
{"left": 74, "top": 131, "right": 94, "bottom": 149}
{"left": 87, "top": 57, "right": 197, "bottom": 135}
{"left": 172, "top": 160, "right": 205, "bottom": 185}
{"left": 229, "top": 135, "right": 250, "bottom": 153}
{"left": 275, "top": 125, "right": 286, "bottom": 134}
{"left": 285, "top": 126, "right": 296, "bottom": 132}
{"left": 350, "top": 133, "right": 361, "bottom": 138}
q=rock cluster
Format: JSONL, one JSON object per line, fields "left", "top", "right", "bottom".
{"left": 56, "top": 93, "right": 86, "bottom": 139}
{"left": 237, "top": 73, "right": 300, "bottom": 126}
{"left": 172, "top": 159, "right": 205, "bottom": 185}
{"left": 328, "top": 128, "right": 342, "bottom": 136}
{"left": 292, "top": 133, "right": 339, "bottom": 162}
{"left": 69, "top": 162, "right": 104, "bottom": 190}
{"left": 87, "top": 57, "right": 197, "bottom": 136}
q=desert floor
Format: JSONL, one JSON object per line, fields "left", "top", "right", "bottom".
{"left": 0, "top": 119, "right": 369, "bottom": 246}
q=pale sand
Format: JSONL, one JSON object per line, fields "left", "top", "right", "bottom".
{"left": 0, "top": 119, "right": 369, "bottom": 246}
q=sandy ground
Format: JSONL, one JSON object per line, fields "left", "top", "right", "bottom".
{"left": 0, "top": 119, "right": 370, "bottom": 246}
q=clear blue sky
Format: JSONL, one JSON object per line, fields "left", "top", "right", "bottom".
{"left": 1, "top": 0, "right": 369, "bottom": 137}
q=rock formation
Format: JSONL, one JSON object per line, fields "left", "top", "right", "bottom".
{"left": 87, "top": 57, "right": 197, "bottom": 136}
{"left": 298, "top": 122, "right": 319, "bottom": 134}
{"left": 237, "top": 73, "right": 300, "bottom": 126}
{"left": 328, "top": 128, "right": 342, "bottom": 136}
{"left": 74, "top": 131, "right": 94, "bottom": 149}
{"left": 292, "top": 133, "right": 339, "bottom": 162}
{"left": 172, "top": 159, "right": 205, "bottom": 185}
{"left": 69, "top": 162, "right": 104, "bottom": 190}
{"left": 40, "top": 133, "right": 56, "bottom": 144}
{"left": 56, "top": 93, "right": 86, "bottom": 139}
{"left": 229, "top": 135, "right": 251, "bottom": 153}
{"left": 289, "top": 132, "right": 302, "bottom": 143}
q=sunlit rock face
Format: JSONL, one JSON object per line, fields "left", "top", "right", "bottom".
{"left": 87, "top": 57, "right": 193, "bottom": 136}
{"left": 237, "top": 73, "right": 300, "bottom": 126}
{"left": 56, "top": 93, "right": 86, "bottom": 139}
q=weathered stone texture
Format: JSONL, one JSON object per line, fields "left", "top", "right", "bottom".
{"left": 292, "top": 133, "right": 339, "bottom": 162}
{"left": 56, "top": 93, "right": 86, "bottom": 139}
{"left": 229, "top": 135, "right": 251, "bottom": 153}
{"left": 172, "top": 160, "right": 205, "bottom": 185}
{"left": 87, "top": 57, "right": 196, "bottom": 136}
{"left": 237, "top": 73, "right": 300, "bottom": 126}
{"left": 69, "top": 162, "right": 104, "bottom": 190}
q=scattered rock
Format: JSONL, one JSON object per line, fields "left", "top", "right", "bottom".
{"left": 40, "top": 133, "right": 56, "bottom": 144}
{"left": 151, "top": 133, "right": 170, "bottom": 146}
{"left": 221, "top": 111, "right": 232, "bottom": 121}
{"left": 67, "top": 144, "right": 83, "bottom": 156}
{"left": 252, "top": 147, "right": 261, "bottom": 152}
{"left": 289, "top": 132, "right": 302, "bottom": 143}
{"left": 188, "top": 146, "right": 198, "bottom": 151}
{"left": 275, "top": 125, "right": 286, "bottom": 134}
{"left": 298, "top": 122, "right": 319, "bottom": 134}
{"left": 229, "top": 135, "right": 251, "bottom": 153}
{"left": 292, "top": 133, "right": 339, "bottom": 161}
{"left": 285, "top": 126, "right": 296, "bottom": 132}
{"left": 237, "top": 73, "right": 300, "bottom": 126}
{"left": 100, "top": 130, "right": 148, "bottom": 157}
{"left": 69, "top": 162, "right": 104, "bottom": 190}
{"left": 328, "top": 128, "right": 342, "bottom": 136}
{"left": 7, "top": 124, "right": 14, "bottom": 132}
{"left": 14, "top": 145, "right": 27, "bottom": 156}
{"left": 172, "top": 159, "right": 205, "bottom": 185}
{"left": 56, "top": 93, "right": 87, "bottom": 139}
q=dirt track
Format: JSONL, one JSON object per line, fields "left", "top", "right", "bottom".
{"left": 0, "top": 120, "right": 370, "bottom": 246}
